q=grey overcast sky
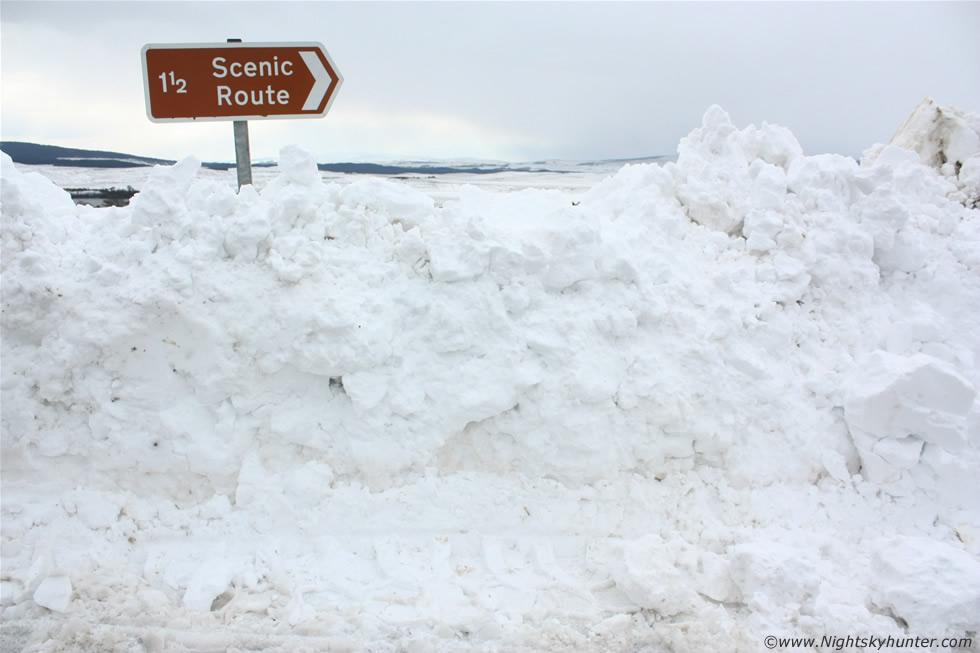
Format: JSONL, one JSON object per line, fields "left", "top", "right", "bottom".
{"left": 1, "top": 1, "right": 978, "bottom": 163}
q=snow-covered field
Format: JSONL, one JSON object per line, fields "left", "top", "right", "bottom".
{"left": 2, "top": 100, "right": 980, "bottom": 652}
{"left": 18, "top": 157, "right": 642, "bottom": 208}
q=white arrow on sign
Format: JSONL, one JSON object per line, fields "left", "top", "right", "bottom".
{"left": 300, "top": 51, "right": 331, "bottom": 112}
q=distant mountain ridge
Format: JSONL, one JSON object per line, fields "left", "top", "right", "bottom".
{"left": 1, "top": 141, "right": 671, "bottom": 175}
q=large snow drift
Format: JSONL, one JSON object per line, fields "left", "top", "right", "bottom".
{"left": 2, "top": 104, "right": 979, "bottom": 652}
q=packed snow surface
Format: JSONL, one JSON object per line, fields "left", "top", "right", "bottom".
{"left": 2, "top": 103, "right": 980, "bottom": 652}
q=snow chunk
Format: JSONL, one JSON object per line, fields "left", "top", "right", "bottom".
{"left": 609, "top": 535, "right": 699, "bottom": 616}
{"left": 130, "top": 156, "right": 201, "bottom": 236}
{"left": 869, "top": 536, "right": 980, "bottom": 632}
{"left": 743, "top": 209, "right": 783, "bottom": 252}
{"left": 33, "top": 576, "right": 72, "bottom": 613}
{"left": 277, "top": 144, "right": 321, "bottom": 186}
{"left": 844, "top": 351, "right": 975, "bottom": 451}
{"left": 669, "top": 105, "right": 801, "bottom": 234}
{"left": 183, "top": 558, "right": 236, "bottom": 612}
{"left": 343, "top": 368, "right": 389, "bottom": 414}
{"left": 821, "top": 450, "right": 852, "bottom": 482}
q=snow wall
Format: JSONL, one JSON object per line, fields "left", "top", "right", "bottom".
{"left": 2, "top": 103, "right": 980, "bottom": 652}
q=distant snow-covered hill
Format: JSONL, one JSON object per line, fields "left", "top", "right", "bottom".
{"left": 0, "top": 141, "right": 672, "bottom": 175}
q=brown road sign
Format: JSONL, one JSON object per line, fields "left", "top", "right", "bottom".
{"left": 142, "top": 42, "right": 342, "bottom": 122}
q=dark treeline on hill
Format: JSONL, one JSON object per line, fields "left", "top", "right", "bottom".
{"left": 1, "top": 142, "right": 175, "bottom": 168}
{"left": 0, "top": 141, "right": 542, "bottom": 175}
{"left": 0, "top": 141, "right": 262, "bottom": 171}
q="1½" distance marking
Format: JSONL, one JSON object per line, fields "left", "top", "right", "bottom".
{"left": 158, "top": 71, "right": 187, "bottom": 94}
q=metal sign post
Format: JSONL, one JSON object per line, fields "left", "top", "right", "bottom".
{"left": 228, "top": 39, "right": 252, "bottom": 190}
{"left": 232, "top": 120, "right": 252, "bottom": 189}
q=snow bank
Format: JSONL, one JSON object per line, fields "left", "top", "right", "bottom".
{"left": 2, "top": 102, "right": 979, "bottom": 652}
